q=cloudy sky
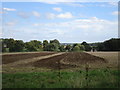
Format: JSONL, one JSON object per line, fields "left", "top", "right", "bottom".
{"left": 0, "top": 2, "right": 118, "bottom": 43}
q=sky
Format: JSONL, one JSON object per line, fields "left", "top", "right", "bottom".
{"left": 0, "top": 2, "right": 119, "bottom": 43}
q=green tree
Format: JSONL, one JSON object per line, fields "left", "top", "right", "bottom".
{"left": 81, "top": 41, "right": 91, "bottom": 51}
{"left": 72, "top": 43, "right": 85, "bottom": 51}
{"left": 59, "top": 45, "right": 65, "bottom": 52}
{"left": 43, "top": 40, "right": 48, "bottom": 51}
{"left": 96, "top": 43, "right": 105, "bottom": 51}
{"left": 25, "top": 42, "right": 37, "bottom": 51}
{"left": 65, "top": 45, "right": 72, "bottom": 51}
{"left": 46, "top": 43, "right": 60, "bottom": 51}
{"left": 25, "top": 40, "right": 42, "bottom": 51}
{"left": 2, "top": 38, "right": 25, "bottom": 52}
{"left": 14, "top": 40, "right": 24, "bottom": 52}
{"left": 103, "top": 38, "right": 120, "bottom": 51}
{"left": 72, "top": 43, "right": 79, "bottom": 48}
{"left": 3, "top": 38, "right": 16, "bottom": 52}
{"left": 79, "top": 45, "right": 85, "bottom": 51}
{"left": 48, "top": 39, "right": 60, "bottom": 51}
{"left": 73, "top": 46, "right": 80, "bottom": 52}
{"left": 50, "top": 39, "right": 60, "bottom": 46}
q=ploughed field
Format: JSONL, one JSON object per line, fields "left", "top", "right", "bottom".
{"left": 2, "top": 52, "right": 56, "bottom": 64}
{"left": 32, "top": 52, "right": 106, "bottom": 69}
{"left": 2, "top": 52, "right": 109, "bottom": 73}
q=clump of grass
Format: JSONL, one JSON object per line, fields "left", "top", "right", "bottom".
{"left": 2, "top": 69, "right": 120, "bottom": 88}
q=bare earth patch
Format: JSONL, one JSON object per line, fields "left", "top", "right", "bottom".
{"left": 27, "top": 52, "right": 106, "bottom": 70}
{"left": 2, "top": 52, "right": 118, "bottom": 73}
{"left": 2, "top": 52, "right": 56, "bottom": 64}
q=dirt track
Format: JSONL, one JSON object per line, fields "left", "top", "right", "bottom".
{"left": 2, "top": 52, "right": 64, "bottom": 67}
{"left": 2, "top": 52, "right": 56, "bottom": 64}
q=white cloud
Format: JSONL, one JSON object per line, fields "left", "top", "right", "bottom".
{"left": 42, "top": 1, "right": 59, "bottom": 4}
{"left": 53, "top": 7, "right": 62, "bottom": 12}
{"left": 0, "top": 11, "right": 6, "bottom": 14}
{"left": 46, "top": 12, "right": 74, "bottom": 19}
{"left": 33, "top": 17, "right": 117, "bottom": 29}
{"left": 32, "top": 11, "right": 40, "bottom": 17}
{"left": 18, "top": 11, "right": 40, "bottom": 19}
{"left": 40, "top": 0, "right": 86, "bottom": 4}
{"left": 66, "top": 3, "right": 84, "bottom": 7}
{"left": 4, "top": 16, "right": 117, "bottom": 42}
{"left": 70, "top": 17, "right": 117, "bottom": 32}
{"left": 3, "top": 8, "right": 16, "bottom": 11}
{"left": 46, "top": 13, "right": 56, "bottom": 19}
{"left": 5, "top": 22, "right": 16, "bottom": 26}
{"left": 33, "top": 23, "right": 39, "bottom": 26}
{"left": 32, "top": 17, "right": 117, "bottom": 40}
{"left": 108, "top": 2, "right": 118, "bottom": 6}
{"left": 49, "top": 29, "right": 65, "bottom": 35}
{"left": 112, "top": 11, "right": 120, "bottom": 15}
{"left": 57, "top": 12, "right": 73, "bottom": 19}
{"left": 43, "top": 2, "right": 85, "bottom": 7}
{"left": 18, "top": 12, "right": 29, "bottom": 18}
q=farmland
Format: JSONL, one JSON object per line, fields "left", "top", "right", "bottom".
{"left": 1, "top": 1, "right": 120, "bottom": 88}
{"left": 2, "top": 52, "right": 56, "bottom": 64}
{"left": 2, "top": 51, "right": 120, "bottom": 88}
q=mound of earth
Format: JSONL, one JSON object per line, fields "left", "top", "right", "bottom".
{"left": 32, "top": 52, "right": 106, "bottom": 70}
{"left": 62, "top": 52, "right": 106, "bottom": 64}
{"left": 32, "top": 53, "right": 76, "bottom": 69}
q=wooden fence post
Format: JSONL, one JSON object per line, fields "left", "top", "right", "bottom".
{"left": 85, "top": 63, "right": 89, "bottom": 88}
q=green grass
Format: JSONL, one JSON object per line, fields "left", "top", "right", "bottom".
{"left": 2, "top": 69, "right": 120, "bottom": 88}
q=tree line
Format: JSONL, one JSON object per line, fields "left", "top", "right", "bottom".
{"left": 1, "top": 38, "right": 91, "bottom": 52}
{"left": 91, "top": 38, "right": 120, "bottom": 51}
{"left": 0, "top": 38, "right": 120, "bottom": 52}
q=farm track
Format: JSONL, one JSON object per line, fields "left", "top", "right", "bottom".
{"left": 2, "top": 52, "right": 65, "bottom": 67}
{"left": 1, "top": 51, "right": 54, "bottom": 55}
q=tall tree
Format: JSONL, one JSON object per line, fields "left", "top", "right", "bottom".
{"left": 73, "top": 46, "right": 80, "bottom": 52}
{"left": 43, "top": 40, "right": 48, "bottom": 51}
{"left": 49, "top": 39, "right": 60, "bottom": 51}
{"left": 50, "top": 39, "right": 60, "bottom": 45}
{"left": 46, "top": 43, "right": 60, "bottom": 51}
{"left": 14, "top": 40, "right": 24, "bottom": 52}
{"left": 81, "top": 41, "right": 91, "bottom": 51}
{"left": 3, "top": 38, "right": 16, "bottom": 52}
{"left": 59, "top": 45, "right": 65, "bottom": 52}
{"left": 65, "top": 45, "right": 72, "bottom": 51}
{"left": 25, "top": 40, "right": 42, "bottom": 51}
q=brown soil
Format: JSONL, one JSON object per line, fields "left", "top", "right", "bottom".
{"left": 63, "top": 52, "right": 107, "bottom": 64}
{"left": 2, "top": 52, "right": 56, "bottom": 64}
{"left": 32, "top": 53, "right": 76, "bottom": 69}
{"left": 32, "top": 52, "right": 106, "bottom": 70}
